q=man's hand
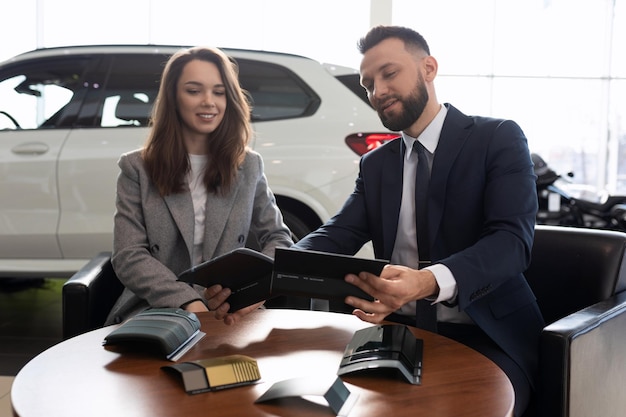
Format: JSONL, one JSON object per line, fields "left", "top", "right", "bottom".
{"left": 344, "top": 264, "right": 439, "bottom": 324}
{"left": 204, "top": 284, "right": 264, "bottom": 325}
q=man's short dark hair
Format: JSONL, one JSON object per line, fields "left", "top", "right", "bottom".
{"left": 357, "top": 25, "right": 431, "bottom": 55}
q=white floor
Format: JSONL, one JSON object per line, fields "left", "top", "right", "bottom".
{"left": 0, "top": 376, "right": 13, "bottom": 417}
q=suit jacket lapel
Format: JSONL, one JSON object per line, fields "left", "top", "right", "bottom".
{"left": 428, "top": 104, "right": 473, "bottom": 254}
{"left": 381, "top": 139, "right": 404, "bottom": 259}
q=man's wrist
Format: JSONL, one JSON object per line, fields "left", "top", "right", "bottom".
{"left": 425, "top": 263, "right": 457, "bottom": 303}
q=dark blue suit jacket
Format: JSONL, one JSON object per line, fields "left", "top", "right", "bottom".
{"left": 296, "top": 104, "right": 545, "bottom": 386}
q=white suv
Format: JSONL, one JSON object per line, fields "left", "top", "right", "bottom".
{"left": 0, "top": 45, "right": 395, "bottom": 278}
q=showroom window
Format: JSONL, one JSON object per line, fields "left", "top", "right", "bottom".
{"left": 392, "top": 0, "right": 626, "bottom": 195}
{"left": 3, "top": 0, "right": 624, "bottom": 194}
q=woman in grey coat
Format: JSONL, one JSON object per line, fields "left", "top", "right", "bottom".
{"left": 105, "top": 46, "right": 293, "bottom": 325}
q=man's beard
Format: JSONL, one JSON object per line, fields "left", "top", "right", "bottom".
{"left": 377, "top": 75, "right": 429, "bottom": 132}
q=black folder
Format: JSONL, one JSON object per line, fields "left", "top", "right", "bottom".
{"left": 178, "top": 247, "right": 389, "bottom": 312}
{"left": 272, "top": 247, "right": 386, "bottom": 302}
{"left": 178, "top": 248, "right": 274, "bottom": 312}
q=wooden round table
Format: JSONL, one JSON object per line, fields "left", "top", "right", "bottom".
{"left": 11, "top": 309, "right": 514, "bottom": 417}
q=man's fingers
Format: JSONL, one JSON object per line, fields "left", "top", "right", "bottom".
{"left": 352, "top": 309, "right": 386, "bottom": 324}
{"left": 345, "top": 272, "right": 377, "bottom": 293}
{"left": 345, "top": 295, "right": 394, "bottom": 316}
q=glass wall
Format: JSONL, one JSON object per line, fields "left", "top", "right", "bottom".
{"left": 1, "top": 0, "right": 623, "bottom": 194}
{"left": 393, "top": 0, "right": 625, "bottom": 195}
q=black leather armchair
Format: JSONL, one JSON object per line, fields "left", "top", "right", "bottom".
{"left": 62, "top": 252, "right": 122, "bottom": 340}
{"left": 523, "top": 225, "right": 626, "bottom": 417}
{"left": 62, "top": 226, "right": 626, "bottom": 417}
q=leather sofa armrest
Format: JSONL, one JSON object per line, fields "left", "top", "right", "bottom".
{"left": 538, "top": 291, "right": 626, "bottom": 417}
{"left": 62, "top": 252, "right": 123, "bottom": 340}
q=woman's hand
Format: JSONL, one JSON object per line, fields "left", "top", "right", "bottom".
{"left": 204, "top": 284, "right": 264, "bottom": 325}
{"left": 183, "top": 300, "right": 209, "bottom": 313}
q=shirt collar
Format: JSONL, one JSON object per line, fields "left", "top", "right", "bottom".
{"left": 401, "top": 104, "right": 448, "bottom": 160}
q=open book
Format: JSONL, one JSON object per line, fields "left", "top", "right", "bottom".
{"left": 177, "top": 247, "right": 389, "bottom": 312}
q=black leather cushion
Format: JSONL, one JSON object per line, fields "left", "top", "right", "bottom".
{"left": 524, "top": 225, "right": 626, "bottom": 324}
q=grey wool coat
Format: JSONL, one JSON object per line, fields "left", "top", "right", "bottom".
{"left": 105, "top": 148, "right": 293, "bottom": 325}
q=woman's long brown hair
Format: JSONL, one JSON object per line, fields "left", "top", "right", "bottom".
{"left": 142, "top": 46, "right": 252, "bottom": 196}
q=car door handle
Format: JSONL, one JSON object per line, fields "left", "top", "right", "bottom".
{"left": 11, "top": 142, "right": 50, "bottom": 156}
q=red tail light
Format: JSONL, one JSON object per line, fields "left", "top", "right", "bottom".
{"left": 345, "top": 132, "right": 401, "bottom": 156}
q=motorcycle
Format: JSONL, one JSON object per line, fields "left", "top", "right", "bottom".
{"left": 532, "top": 153, "right": 626, "bottom": 231}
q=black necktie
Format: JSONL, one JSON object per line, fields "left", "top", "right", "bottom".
{"left": 413, "top": 141, "right": 438, "bottom": 332}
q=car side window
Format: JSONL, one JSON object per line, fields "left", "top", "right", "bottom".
{"left": 98, "top": 54, "right": 166, "bottom": 128}
{"left": 0, "top": 58, "right": 89, "bottom": 130}
{"left": 237, "top": 58, "right": 320, "bottom": 121}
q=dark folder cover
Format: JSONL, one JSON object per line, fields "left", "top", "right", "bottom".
{"left": 272, "top": 247, "right": 386, "bottom": 302}
{"left": 178, "top": 248, "right": 274, "bottom": 312}
{"left": 178, "top": 247, "right": 389, "bottom": 312}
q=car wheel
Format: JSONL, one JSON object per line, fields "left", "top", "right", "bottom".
{"left": 282, "top": 210, "right": 313, "bottom": 242}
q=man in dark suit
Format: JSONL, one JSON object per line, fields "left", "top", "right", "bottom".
{"left": 300, "top": 25, "right": 543, "bottom": 416}
{"left": 208, "top": 25, "right": 544, "bottom": 416}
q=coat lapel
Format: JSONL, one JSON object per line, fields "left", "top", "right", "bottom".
{"left": 380, "top": 139, "right": 404, "bottom": 258}
{"left": 164, "top": 190, "right": 195, "bottom": 259}
{"left": 428, "top": 104, "right": 473, "bottom": 252}
{"left": 165, "top": 162, "right": 241, "bottom": 262}
{"left": 163, "top": 173, "right": 241, "bottom": 263}
{"left": 202, "top": 171, "right": 242, "bottom": 261}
